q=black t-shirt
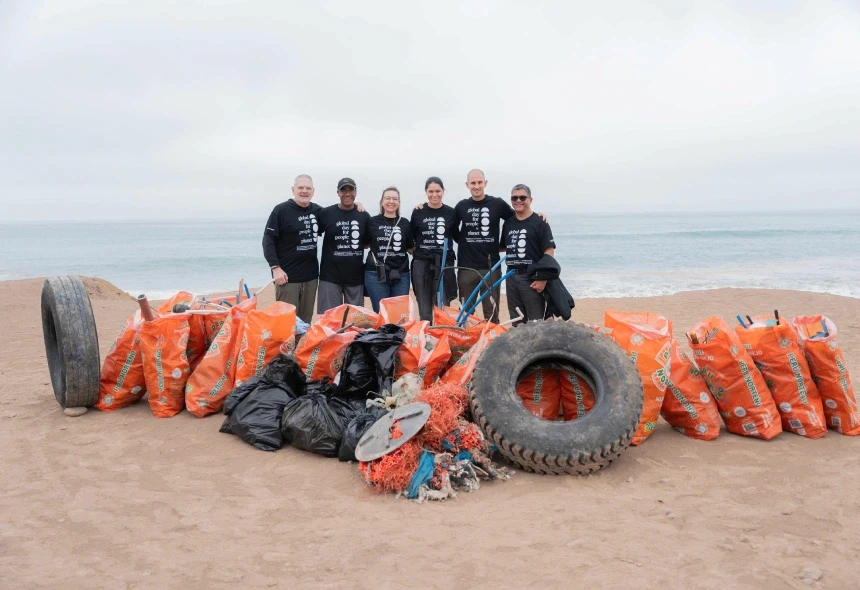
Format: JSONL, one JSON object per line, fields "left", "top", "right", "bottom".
{"left": 262, "top": 199, "right": 323, "bottom": 283}
{"left": 502, "top": 213, "right": 556, "bottom": 270}
{"left": 410, "top": 203, "right": 457, "bottom": 258}
{"left": 318, "top": 205, "right": 370, "bottom": 286}
{"left": 454, "top": 195, "right": 515, "bottom": 269}
{"left": 364, "top": 215, "right": 414, "bottom": 272}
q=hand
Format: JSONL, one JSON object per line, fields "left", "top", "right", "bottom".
{"left": 272, "top": 267, "right": 288, "bottom": 286}
{"left": 530, "top": 280, "right": 547, "bottom": 293}
{"left": 537, "top": 211, "right": 548, "bottom": 222}
{"left": 414, "top": 202, "right": 425, "bottom": 210}
{"left": 355, "top": 201, "right": 365, "bottom": 213}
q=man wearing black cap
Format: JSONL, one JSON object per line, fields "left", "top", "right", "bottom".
{"left": 262, "top": 174, "right": 323, "bottom": 323}
{"left": 316, "top": 177, "right": 370, "bottom": 313}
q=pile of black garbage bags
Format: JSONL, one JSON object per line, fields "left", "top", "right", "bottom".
{"left": 220, "top": 325, "right": 404, "bottom": 462}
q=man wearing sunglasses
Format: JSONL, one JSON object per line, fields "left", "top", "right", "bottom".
{"left": 502, "top": 184, "right": 556, "bottom": 325}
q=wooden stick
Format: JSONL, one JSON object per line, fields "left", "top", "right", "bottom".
{"left": 255, "top": 280, "right": 274, "bottom": 297}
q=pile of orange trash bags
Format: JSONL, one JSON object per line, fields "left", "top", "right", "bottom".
{"left": 527, "top": 309, "right": 856, "bottom": 443}
{"left": 97, "top": 291, "right": 297, "bottom": 418}
{"left": 97, "top": 293, "right": 508, "bottom": 419}
{"left": 293, "top": 296, "right": 508, "bottom": 388}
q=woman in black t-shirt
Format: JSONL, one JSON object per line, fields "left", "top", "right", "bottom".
{"left": 364, "top": 187, "right": 415, "bottom": 312}
{"left": 409, "top": 176, "right": 458, "bottom": 321}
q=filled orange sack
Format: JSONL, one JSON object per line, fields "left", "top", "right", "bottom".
{"left": 377, "top": 295, "right": 415, "bottom": 326}
{"left": 294, "top": 324, "right": 358, "bottom": 381}
{"left": 604, "top": 310, "right": 673, "bottom": 445}
{"left": 431, "top": 307, "right": 480, "bottom": 365}
{"left": 517, "top": 365, "right": 562, "bottom": 420}
{"left": 658, "top": 339, "right": 721, "bottom": 441}
{"left": 793, "top": 315, "right": 860, "bottom": 435}
{"left": 395, "top": 321, "right": 453, "bottom": 387}
{"left": 185, "top": 298, "right": 257, "bottom": 418}
{"left": 735, "top": 316, "right": 826, "bottom": 438}
{"left": 689, "top": 317, "right": 781, "bottom": 440}
{"left": 558, "top": 369, "right": 596, "bottom": 421}
{"left": 156, "top": 291, "right": 194, "bottom": 315}
{"left": 234, "top": 302, "right": 297, "bottom": 387}
{"left": 439, "top": 320, "right": 507, "bottom": 386}
{"left": 185, "top": 313, "right": 208, "bottom": 372}
{"left": 96, "top": 311, "right": 147, "bottom": 411}
{"left": 318, "top": 304, "right": 379, "bottom": 331}
{"left": 140, "top": 313, "right": 192, "bottom": 418}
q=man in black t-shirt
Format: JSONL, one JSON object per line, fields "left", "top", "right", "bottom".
{"left": 262, "top": 174, "right": 323, "bottom": 323}
{"left": 317, "top": 177, "right": 370, "bottom": 314}
{"left": 502, "top": 184, "right": 556, "bottom": 325}
{"left": 454, "top": 169, "right": 515, "bottom": 324}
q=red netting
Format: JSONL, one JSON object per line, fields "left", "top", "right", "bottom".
{"left": 359, "top": 382, "right": 471, "bottom": 494}
{"left": 414, "top": 383, "right": 468, "bottom": 451}
{"left": 359, "top": 438, "right": 423, "bottom": 494}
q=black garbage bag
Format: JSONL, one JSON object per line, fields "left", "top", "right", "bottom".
{"left": 338, "top": 324, "right": 405, "bottom": 399}
{"left": 338, "top": 407, "right": 388, "bottom": 462}
{"left": 280, "top": 393, "right": 363, "bottom": 457}
{"left": 305, "top": 377, "right": 337, "bottom": 397}
{"left": 220, "top": 355, "right": 306, "bottom": 452}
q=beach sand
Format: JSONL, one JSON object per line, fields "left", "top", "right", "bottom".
{"left": 2, "top": 277, "right": 859, "bottom": 588}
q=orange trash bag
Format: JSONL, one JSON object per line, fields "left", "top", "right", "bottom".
{"left": 185, "top": 313, "right": 208, "bottom": 372}
{"left": 185, "top": 298, "right": 257, "bottom": 418}
{"left": 294, "top": 324, "right": 358, "bottom": 381}
{"left": 395, "top": 321, "right": 453, "bottom": 387}
{"left": 431, "top": 307, "right": 487, "bottom": 365}
{"left": 439, "top": 331, "right": 489, "bottom": 386}
{"left": 658, "top": 339, "right": 721, "bottom": 441}
{"left": 318, "top": 304, "right": 379, "bottom": 331}
{"left": 156, "top": 291, "right": 194, "bottom": 315}
{"left": 793, "top": 315, "right": 860, "bottom": 435}
{"left": 558, "top": 369, "right": 596, "bottom": 421}
{"left": 377, "top": 295, "right": 415, "bottom": 326}
{"left": 604, "top": 310, "right": 673, "bottom": 445}
{"left": 735, "top": 316, "right": 826, "bottom": 438}
{"left": 234, "top": 302, "right": 297, "bottom": 387}
{"left": 96, "top": 311, "right": 147, "bottom": 411}
{"left": 516, "top": 365, "right": 562, "bottom": 420}
{"left": 140, "top": 313, "right": 192, "bottom": 418}
{"left": 689, "top": 317, "right": 781, "bottom": 440}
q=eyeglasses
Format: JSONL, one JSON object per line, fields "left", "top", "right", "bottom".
{"left": 510, "top": 195, "right": 529, "bottom": 202}
{"left": 383, "top": 196, "right": 400, "bottom": 201}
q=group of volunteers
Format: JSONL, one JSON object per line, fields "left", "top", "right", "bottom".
{"left": 262, "top": 169, "right": 573, "bottom": 326}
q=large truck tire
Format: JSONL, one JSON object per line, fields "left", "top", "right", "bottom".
{"left": 470, "top": 321, "right": 643, "bottom": 475}
{"left": 41, "top": 276, "right": 101, "bottom": 408}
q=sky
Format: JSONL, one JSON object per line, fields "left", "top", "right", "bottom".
{"left": 1, "top": 0, "right": 859, "bottom": 222}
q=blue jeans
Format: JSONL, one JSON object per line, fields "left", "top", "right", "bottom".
{"left": 364, "top": 270, "right": 411, "bottom": 312}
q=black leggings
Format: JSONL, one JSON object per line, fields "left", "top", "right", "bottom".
{"left": 411, "top": 257, "right": 457, "bottom": 322}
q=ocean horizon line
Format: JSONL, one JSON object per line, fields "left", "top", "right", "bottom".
{"left": 3, "top": 207, "right": 859, "bottom": 225}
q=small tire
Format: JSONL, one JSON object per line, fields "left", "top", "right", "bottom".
{"left": 41, "top": 276, "right": 101, "bottom": 408}
{"left": 470, "top": 321, "right": 643, "bottom": 475}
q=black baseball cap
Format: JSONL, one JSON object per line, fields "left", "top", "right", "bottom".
{"left": 337, "top": 177, "right": 356, "bottom": 190}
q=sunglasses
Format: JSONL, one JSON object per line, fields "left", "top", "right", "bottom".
{"left": 510, "top": 195, "right": 530, "bottom": 202}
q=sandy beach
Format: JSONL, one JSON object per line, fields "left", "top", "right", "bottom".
{"left": 1, "top": 277, "right": 859, "bottom": 589}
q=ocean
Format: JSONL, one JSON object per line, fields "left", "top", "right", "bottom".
{"left": 2, "top": 210, "right": 859, "bottom": 300}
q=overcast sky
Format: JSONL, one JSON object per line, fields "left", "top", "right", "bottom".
{"left": 1, "top": 0, "right": 859, "bottom": 222}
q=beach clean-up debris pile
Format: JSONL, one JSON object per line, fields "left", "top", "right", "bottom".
{"left": 96, "top": 289, "right": 512, "bottom": 501}
{"left": 529, "top": 310, "right": 857, "bottom": 444}
{"left": 95, "top": 284, "right": 858, "bottom": 499}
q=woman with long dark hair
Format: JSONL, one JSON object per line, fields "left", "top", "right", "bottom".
{"left": 363, "top": 186, "right": 415, "bottom": 312}
{"left": 409, "top": 176, "right": 458, "bottom": 321}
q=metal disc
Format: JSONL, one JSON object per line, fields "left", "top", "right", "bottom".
{"left": 354, "top": 402, "right": 431, "bottom": 462}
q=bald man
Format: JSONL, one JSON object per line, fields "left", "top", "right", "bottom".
{"left": 453, "top": 169, "right": 515, "bottom": 323}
